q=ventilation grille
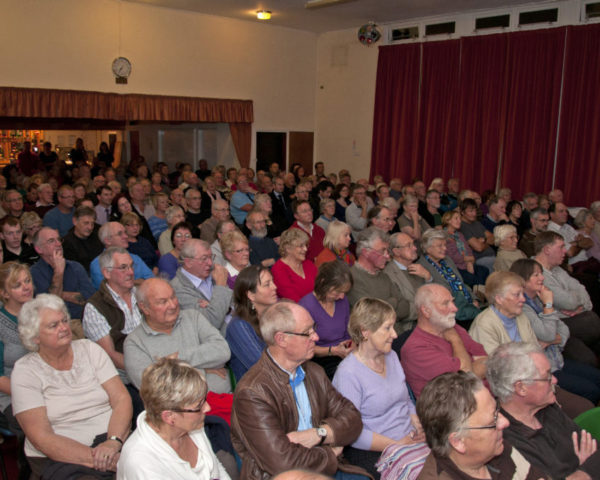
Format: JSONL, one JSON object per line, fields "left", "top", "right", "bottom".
{"left": 586, "top": 2, "right": 600, "bottom": 19}
{"left": 475, "top": 14, "right": 510, "bottom": 30}
{"left": 425, "top": 21, "right": 455, "bottom": 36}
{"left": 518, "top": 8, "right": 558, "bottom": 25}
{"left": 391, "top": 26, "right": 419, "bottom": 41}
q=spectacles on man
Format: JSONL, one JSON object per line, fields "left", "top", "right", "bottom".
{"left": 283, "top": 326, "right": 316, "bottom": 338}
{"left": 520, "top": 373, "right": 553, "bottom": 384}
{"left": 195, "top": 254, "right": 216, "bottom": 263}
{"left": 463, "top": 405, "right": 501, "bottom": 430}
{"left": 107, "top": 263, "right": 134, "bottom": 272}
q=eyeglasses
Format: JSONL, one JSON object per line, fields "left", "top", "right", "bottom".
{"left": 394, "top": 242, "right": 415, "bottom": 249}
{"left": 107, "top": 263, "right": 134, "bottom": 272}
{"left": 174, "top": 233, "right": 192, "bottom": 239}
{"left": 170, "top": 402, "right": 205, "bottom": 414}
{"left": 194, "top": 254, "right": 216, "bottom": 263}
{"left": 463, "top": 406, "right": 501, "bottom": 430}
{"left": 368, "top": 247, "right": 390, "bottom": 257}
{"left": 520, "top": 373, "right": 553, "bottom": 384}
{"left": 232, "top": 247, "right": 250, "bottom": 254}
{"left": 283, "top": 327, "right": 316, "bottom": 338}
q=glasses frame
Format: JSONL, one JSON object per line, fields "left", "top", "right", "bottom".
{"left": 463, "top": 406, "right": 501, "bottom": 431}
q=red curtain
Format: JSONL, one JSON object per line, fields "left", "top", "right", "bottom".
{"left": 499, "top": 28, "right": 565, "bottom": 200}
{"left": 417, "top": 40, "right": 461, "bottom": 185}
{"left": 555, "top": 24, "right": 600, "bottom": 206}
{"left": 453, "top": 34, "right": 509, "bottom": 193}
{"left": 229, "top": 123, "right": 252, "bottom": 168}
{"left": 370, "top": 44, "right": 421, "bottom": 183}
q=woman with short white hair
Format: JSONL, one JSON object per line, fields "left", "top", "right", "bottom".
{"left": 493, "top": 224, "right": 526, "bottom": 272}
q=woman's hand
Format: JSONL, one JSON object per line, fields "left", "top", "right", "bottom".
{"left": 409, "top": 414, "right": 425, "bottom": 443}
{"left": 332, "top": 341, "right": 354, "bottom": 358}
{"left": 466, "top": 261, "right": 475, "bottom": 274}
{"left": 538, "top": 285, "right": 554, "bottom": 305}
{"left": 91, "top": 440, "right": 121, "bottom": 472}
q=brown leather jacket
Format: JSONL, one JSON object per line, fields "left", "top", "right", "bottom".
{"left": 231, "top": 351, "right": 368, "bottom": 480}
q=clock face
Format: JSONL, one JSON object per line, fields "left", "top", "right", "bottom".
{"left": 112, "top": 57, "right": 132, "bottom": 78}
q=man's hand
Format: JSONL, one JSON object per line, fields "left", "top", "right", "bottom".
{"left": 61, "top": 292, "right": 86, "bottom": 305}
{"left": 561, "top": 306, "right": 584, "bottom": 317}
{"left": 442, "top": 327, "right": 461, "bottom": 343}
{"left": 261, "top": 258, "right": 276, "bottom": 267}
{"left": 206, "top": 368, "right": 228, "bottom": 379}
{"left": 287, "top": 429, "right": 321, "bottom": 449}
{"left": 331, "top": 446, "right": 343, "bottom": 456}
{"left": 212, "top": 264, "right": 229, "bottom": 286}
{"left": 573, "top": 430, "right": 597, "bottom": 465}
{"left": 197, "top": 299, "right": 210, "bottom": 308}
{"left": 407, "top": 264, "right": 432, "bottom": 281}
{"left": 50, "top": 249, "right": 66, "bottom": 274}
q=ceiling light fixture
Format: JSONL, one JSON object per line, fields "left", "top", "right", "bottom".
{"left": 257, "top": 10, "right": 272, "bottom": 20}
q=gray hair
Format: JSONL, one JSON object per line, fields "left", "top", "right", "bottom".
{"left": 380, "top": 197, "right": 399, "bottom": 211}
{"left": 493, "top": 224, "right": 517, "bottom": 247}
{"left": 421, "top": 228, "right": 447, "bottom": 252}
{"left": 486, "top": 342, "right": 543, "bottom": 402}
{"left": 590, "top": 201, "right": 600, "bottom": 214}
{"left": 180, "top": 239, "right": 210, "bottom": 260}
{"left": 18, "top": 294, "right": 70, "bottom": 352}
{"left": 32, "top": 227, "right": 57, "bottom": 247}
{"left": 166, "top": 206, "right": 184, "bottom": 224}
{"left": 260, "top": 302, "right": 297, "bottom": 345}
{"left": 98, "top": 222, "right": 119, "bottom": 245}
{"left": 530, "top": 207, "right": 548, "bottom": 220}
{"left": 37, "top": 183, "right": 52, "bottom": 194}
{"left": 355, "top": 227, "right": 390, "bottom": 257}
{"left": 574, "top": 209, "right": 592, "bottom": 229}
{"left": 319, "top": 198, "right": 335, "bottom": 214}
{"left": 99, "top": 247, "right": 130, "bottom": 272}
{"left": 417, "top": 371, "right": 484, "bottom": 457}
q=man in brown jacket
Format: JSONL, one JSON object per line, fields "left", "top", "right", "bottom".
{"left": 231, "top": 302, "right": 369, "bottom": 480}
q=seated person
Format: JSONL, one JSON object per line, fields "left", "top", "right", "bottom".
{"left": 11, "top": 294, "right": 132, "bottom": 479}
{"left": 121, "top": 212, "right": 158, "bottom": 273}
{"left": 157, "top": 222, "right": 193, "bottom": 280}
{"left": 493, "top": 224, "right": 526, "bottom": 272}
{"left": 89, "top": 222, "right": 155, "bottom": 290}
{"left": 226, "top": 265, "right": 278, "bottom": 382}
{"left": 397, "top": 194, "right": 430, "bottom": 243}
{"left": 299, "top": 261, "right": 354, "bottom": 379}
{"left": 459, "top": 199, "right": 496, "bottom": 274}
{"left": 417, "top": 371, "right": 545, "bottom": 479}
{"left": 480, "top": 195, "right": 508, "bottom": 233}
{"left": 157, "top": 205, "right": 186, "bottom": 255}
{"left": 0, "top": 215, "right": 38, "bottom": 265}
{"left": 31, "top": 227, "right": 95, "bottom": 320}
{"left": 221, "top": 230, "right": 250, "bottom": 290}
{"left": 124, "top": 278, "right": 232, "bottom": 394}
{"left": 333, "top": 298, "right": 427, "bottom": 479}
{"left": 401, "top": 284, "right": 487, "bottom": 398}
{"left": 290, "top": 199, "right": 326, "bottom": 263}
{"left": 171, "top": 239, "right": 232, "bottom": 335}
{"left": 117, "top": 357, "right": 231, "bottom": 480}
{"left": 61, "top": 205, "right": 104, "bottom": 273}
{"left": 246, "top": 210, "right": 280, "bottom": 267}
{"left": 271, "top": 229, "right": 318, "bottom": 302}
{"left": 314, "top": 220, "right": 355, "bottom": 268}
{"left": 231, "top": 302, "right": 369, "bottom": 479}
{"left": 417, "top": 228, "right": 481, "bottom": 327}
{"left": 519, "top": 207, "right": 549, "bottom": 258}
{"left": 487, "top": 342, "right": 600, "bottom": 479}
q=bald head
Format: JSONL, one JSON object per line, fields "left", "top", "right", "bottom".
{"left": 415, "top": 284, "right": 458, "bottom": 334}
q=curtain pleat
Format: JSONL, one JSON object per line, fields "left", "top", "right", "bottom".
{"left": 229, "top": 123, "right": 252, "bottom": 168}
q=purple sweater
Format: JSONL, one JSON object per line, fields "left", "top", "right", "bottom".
{"left": 332, "top": 352, "right": 416, "bottom": 450}
{"left": 298, "top": 292, "right": 350, "bottom": 347}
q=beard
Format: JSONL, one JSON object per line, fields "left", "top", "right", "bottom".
{"left": 432, "top": 312, "right": 456, "bottom": 330}
{"left": 251, "top": 227, "right": 268, "bottom": 239}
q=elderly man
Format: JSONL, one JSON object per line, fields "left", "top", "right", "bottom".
{"left": 345, "top": 184, "right": 373, "bottom": 241}
{"left": 170, "top": 239, "right": 232, "bottom": 334}
{"left": 212, "top": 219, "right": 237, "bottom": 266}
{"left": 246, "top": 210, "right": 279, "bottom": 267}
{"left": 401, "top": 284, "right": 487, "bottom": 398}
{"left": 481, "top": 196, "right": 509, "bottom": 233}
{"left": 43, "top": 185, "right": 75, "bottom": 236}
{"left": 389, "top": 178, "right": 403, "bottom": 201}
{"left": 124, "top": 278, "right": 231, "bottom": 393}
{"left": 32, "top": 183, "right": 55, "bottom": 218}
{"left": 420, "top": 189, "right": 442, "bottom": 228}
{"left": 548, "top": 202, "right": 592, "bottom": 264}
{"left": 31, "top": 227, "right": 95, "bottom": 319}
{"left": 290, "top": 200, "right": 325, "bottom": 263}
{"left": 518, "top": 207, "right": 549, "bottom": 258}
{"left": 367, "top": 205, "right": 395, "bottom": 233}
{"left": 89, "top": 221, "right": 154, "bottom": 289}
{"left": 230, "top": 175, "right": 254, "bottom": 225}
{"left": 62, "top": 205, "right": 104, "bottom": 273}
{"left": 534, "top": 231, "right": 600, "bottom": 366}
{"left": 200, "top": 198, "right": 230, "bottom": 244}
{"left": 520, "top": 192, "right": 539, "bottom": 231}
{"left": 487, "top": 342, "right": 600, "bottom": 479}
{"left": 2, "top": 190, "right": 25, "bottom": 219}
{"left": 347, "top": 227, "right": 411, "bottom": 329}
{"left": 417, "top": 371, "right": 543, "bottom": 479}
{"left": 231, "top": 302, "right": 367, "bottom": 480}
{"left": 384, "top": 232, "right": 432, "bottom": 324}
{"left": 82, "top": 247, "right": 144, "bottom": 413}
{"left": 129, "top": 181, "right": 155, "bottom": 220}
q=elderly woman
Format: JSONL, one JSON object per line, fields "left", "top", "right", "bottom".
{"left": 121, "top": 212, "right": 158, "bottom": 273}
{"left": 315, "top": 220, "right": 355, "bottom": 268}
{"left": 487, "top": 342, "right": 600, "bottom": 479}
{"left": 442, "top": 210, "right": 488, "bottom": 287}
{"left": 226, "top": 265, "right": 277, "bottom": 381}
{"left": 271, "top": 228, "right": 318, "bottom": 302}
{"left": 299, "top": 261, "right": 354, "bottom": 379}
{"left": 158, "top": 205, "right": 186, "bottom": 255}
{"left": 221, "top": 230, "right": 250, "bottom": 289}
{"left": 333, "top": 298, "right": 427, "bottom": 479}
{"left": 510, "top": 259, "right": 600, "bottom": 406}
{"left": 493, "top": 224, "right": 526, "bottom": 272}
{"left": 147, "top": 192, "right": 169, "bottom": 241}
{"left": 315, "top": 199, "right": 336, "bottom": 232}
{"left": 117, "top": 357, "right": 230, "bottom": 480}
{"left": 418, "top": 229, "right": 480, "bottom": 327}
{"left": 157, "top": 222, "right": 193, "bottom": 280}
{"left": 572, "top": 208, "right": 600, "bottom": 269}
{"left": 11, "top": 294, "right": 131, "bottom": 478}
{"left": 398, "top": 194, "right": 430, "bottom": 242}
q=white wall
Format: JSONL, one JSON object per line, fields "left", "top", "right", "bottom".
{"left": 1, "top": 0, "right": 318, "bottom": 165}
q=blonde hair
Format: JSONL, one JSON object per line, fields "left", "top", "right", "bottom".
{"left": 0, "top": 262, "right": 31, "bottom": 302}
{"left": 348, "top": 297, "right": 395, "bottom": 345}
{"left": 279, "top": 228, "right": 309, "bottom": 258}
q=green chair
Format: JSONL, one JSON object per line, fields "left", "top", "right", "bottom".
{"left": 574, "top": 407, "right": 600, "bottom": 441}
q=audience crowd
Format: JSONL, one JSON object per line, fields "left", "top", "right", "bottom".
{"left": 2, "top": 146, "right": 600, "bottom": 479}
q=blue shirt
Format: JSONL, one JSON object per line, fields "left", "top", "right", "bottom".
{"left": 89, "top": 252, "right": 155, "bottom": 289}
{"left": 43, "top": 206, "right": 75, "bottom": 237}
{"left": 491, "top": 305, "right": 522, "bottom": 342}
{"left": 230, "top": 191, "right": 254, "bottom": 225}
{"left": 31, "top": 258, "right": 95, "bottom": 319}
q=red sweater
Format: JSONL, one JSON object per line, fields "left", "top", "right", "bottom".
{"left": 290, "top": 221, "right": 325, "bottom": 263}
{"left": 271, "top": 259, "right": 318, "bottom": 302}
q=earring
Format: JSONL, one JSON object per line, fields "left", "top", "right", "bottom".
{"left": 251, "top": 303, "right": 256, "bottom": 312}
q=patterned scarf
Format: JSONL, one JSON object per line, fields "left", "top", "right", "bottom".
{"left": 424, "top": 255, "right": 472, "bottom": 303}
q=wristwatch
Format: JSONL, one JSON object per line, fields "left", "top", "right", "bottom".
{"left": 109, "top": 435, "right": 124, "bottom": 448}
{"left": 316, "top": 426, "right": 327, "bottom": 445}
{"left": 544, "top": 303, "right": 553, "bottom": 309}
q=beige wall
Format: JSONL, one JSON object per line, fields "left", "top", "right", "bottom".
{"left": 314, "top": 28, "right": 379, "bottom": 180}
{"left": 1, "top": 0, "right": 318, "bottom": 164}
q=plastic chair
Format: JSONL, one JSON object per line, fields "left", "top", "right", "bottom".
{"left": 574, "top": 407, "right": 600, "bottom": 441}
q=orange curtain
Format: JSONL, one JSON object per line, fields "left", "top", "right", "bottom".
{"left": 229, "top": 123, "right": 252, "bottom": 168}
{"left": 0, "top": 87, "right": 253, "bottom": 123}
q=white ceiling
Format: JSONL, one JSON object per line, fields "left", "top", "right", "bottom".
{"left": 123, "top": 0, "right": 555, "bottom": 33}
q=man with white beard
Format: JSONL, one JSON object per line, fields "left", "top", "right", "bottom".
{"left": 400, "top": 284, "right": 488, "bottom": 398}
{"left": 246, "top": 210, "right": 280, "bottom": 267}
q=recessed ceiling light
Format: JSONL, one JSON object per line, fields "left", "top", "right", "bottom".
{"left": 257, "top": 10, "right": 272, "bottom": 20}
